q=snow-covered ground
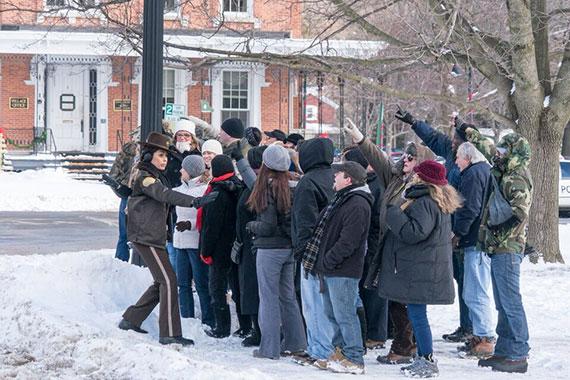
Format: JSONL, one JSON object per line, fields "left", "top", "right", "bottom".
{"left": 0, "top": 169, "right": 117, "bottom": 212}
{"left": 1, "top": 169, "right": 569, "bottom": 378}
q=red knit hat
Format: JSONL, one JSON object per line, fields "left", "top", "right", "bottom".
{"left": 413, "top": 160, "right": 448, "bottom": 186}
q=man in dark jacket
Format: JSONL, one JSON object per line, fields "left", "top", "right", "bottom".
{"left": 395, "top": 107, "right": 473, "bottom": 342}
{"left": 291, "top": 137, "right": 335, "bottom": 364}
{"left": 453, "top": 142, "right": 495, "bottom": 359}
{"left": 308, "top": 161, "right": 372, "bottom": 374}
{"left": 343, "top": 147, "right": 388, "bottom": 350}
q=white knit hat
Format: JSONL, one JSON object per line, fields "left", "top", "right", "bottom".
{"left": 201, "top": 139, "right": 223, "bottom": 155}
{"left": 173, "top": 119, "right": 196, "bottom": 136}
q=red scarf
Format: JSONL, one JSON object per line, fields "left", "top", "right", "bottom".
{"left": 196, "top": 172, "right": 235, "bottom": 232}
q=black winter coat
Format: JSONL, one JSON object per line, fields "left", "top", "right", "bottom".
{"left": 292, "top": 138, "right": 335, "bottom": 255}
{"left": 453, "top": 161, "right": 491, "bottom": 248}
{"left": 314, "top": 187, "right": 373, "bottom": 279}
{"left": 127, "top": 162, "right": 196, "bottom": 248}
{"left": 164, "top": 146, "right": 201, "bottom": 188}
{"left": 378, "top": 185, "right": 455, "bottom": 305}
{"left": 235, "top": 187, "right": 260, "bottom": 315}
{"left": 366, "top": 172, "right": 384, "bottom": 259}
{"left": 200, "top": 176, "right": 243, "bottom": 267}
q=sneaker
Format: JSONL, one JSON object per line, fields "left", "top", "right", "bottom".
{"left": 400, "top": 356, "right": 439, "bottom": 378}
{"left": 241, "top": 333, "right": 260, "bottom": 347}
{"left": 492, "top": 358, "right": 528, "bottom": 373}
{"left": 158, "top": 336, "right": 194, "bottom": 346}
{"left": 460, "top": 336, "right": 495, "bottom": 359}
{"left": 478, "top": 355, "right": 506, "bottom": 368}
{"left": 281, "top": 350, "right": 307, "bottom": 357}
{"left": 233, "top": 327, "right": 252, "bottom": 339}
{"left": 442, "top": 327, "right": 472, "bottom": 343}
{"left": 377, "top": 351, "right": 414, "bottom": 365}
{"left": 365, "top": 339, "right": 386, "bottom": 350}
{"left": 118, "top": 319, "right": 148, "bottom": 334}
{"left": 313, "top": 358, "right": 329, "bottom": 370}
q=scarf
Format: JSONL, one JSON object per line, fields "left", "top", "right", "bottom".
{"left": 196, "top": 172, "right": 235, "bottom": 232}
{"left": 301, "top": 184, "right": 359, "bottom": 275}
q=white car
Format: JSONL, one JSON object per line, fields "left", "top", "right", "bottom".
{"left": 559, "top": 160, "right": 570, "bottom": 212}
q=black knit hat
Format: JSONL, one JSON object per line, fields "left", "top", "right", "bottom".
{"left": 211, "top": 154, "right": 235, "bottom": 177}
{"left": 245, "top": 127, "right": 262, "bottom": 147}
{"left": 221, "top": 118, "right": 245, "bottom": 139}
{"left": 344, "top": 148, "right": 369, "bottom": 169}
{"left": 247, "top": 145, "right": 267, "bottom": 170}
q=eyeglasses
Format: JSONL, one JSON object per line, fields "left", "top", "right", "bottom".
{"left": 404, "top": 155, "right": 416, "bottom": 162}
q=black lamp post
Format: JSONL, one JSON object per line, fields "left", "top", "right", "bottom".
{"left": 140, "top": 0, "right": 165, "bottom": 140}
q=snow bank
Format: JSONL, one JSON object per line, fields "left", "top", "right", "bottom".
{"left": 0, "top": 169, "right": 117, "bottom": 212}
{"left": 1, "top": 250, "right": 569, "bottom": 379}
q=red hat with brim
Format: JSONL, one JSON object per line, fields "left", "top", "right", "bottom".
{"left": 413, "top": 160, "right": 448, "bottom": 186}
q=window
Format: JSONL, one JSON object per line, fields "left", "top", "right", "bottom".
{"left": 561, "top": 162, "right": 570, "bottom": 179}
{"left": 162, "top": 69, "right": 175, "bottom": 116}
{"left": 222, "top": 71, "right": 249, "bottom": 127}
{"left": 165, "top": 0, "right": 177, "bottom": 13}
{"left": 306, "top": 105, "right": 318, "bottom": 122}
{"left": 224, "top": 0, "right": 247, "bottom": 13}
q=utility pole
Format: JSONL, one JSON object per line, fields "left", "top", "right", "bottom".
{"left": 140, "top": 0, "right": 165, "bottom": 140}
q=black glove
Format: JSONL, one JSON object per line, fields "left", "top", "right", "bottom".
{"left": 230, "top": 141, "right": 244, "bottom": 161}
{"left": 192, "top": 191, "right": 219, "bottom": 208}
{"left": 395, "top": 106, "right": 415, "bottom": 125}
{"left": 175, "top": 221, "right": 192, "bottom": 232}
{"left": 102, "top": 174, "right": 132, "bottom": 199}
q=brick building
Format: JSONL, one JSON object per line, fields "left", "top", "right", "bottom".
{"left": 0, "top": 1, "right": 381, "bottom": 152}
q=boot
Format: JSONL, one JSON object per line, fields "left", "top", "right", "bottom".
{"left": 492, "top": 358, "right": 528, "bottom": 373}
{"left": 233, "top": 313, "right": 252, "bottom": 338}
{"left": 400, "top": 355, "right": 439, "bottom": 378}
{"left": 478, "top": 355, "right": 507, "bottom": 368}
{"left": 159, "top": 336, "right": 194, "bottom": 346}
{"left": 356, "top": 306, "right": 367, "bottom": 355}
{"left": 442, "top": 326, "right": 472, "bottom": 343}
{"left": 377, "top": 351, "right": 414, "bottom": 365}
{"left": 118, "top": 318, "right": 148, "bottom": 334}
{"left": 242, "top": 315, "right": 261, "bottom": 347}
{"left": 461, "top": 336, "right": 495, "bottom": 359}
{"left": 206, "top": 305, "right": 231, "bottom": 338}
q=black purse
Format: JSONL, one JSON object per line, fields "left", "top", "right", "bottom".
{"left": 230, "top": 240, "right": 243, "bottom": 264}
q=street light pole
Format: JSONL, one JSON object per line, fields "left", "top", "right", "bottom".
{"left": 140, "top": 0, "right": 165, "bottom": 140}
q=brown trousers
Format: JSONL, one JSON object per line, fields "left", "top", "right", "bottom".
{"left": 388, "top": 301, "right": 416, "bottom": 356}
{"left": 123, "top": 243, "right": 182, "bottom": 338}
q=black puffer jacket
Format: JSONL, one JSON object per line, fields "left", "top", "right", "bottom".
{"left": 378, "top": 185, "right": 455, "bottom": 305}
{"left": 127, "top": 161, "right": 196, "bottom": 248}
{"left": 292, "top": 138, "right": 334, "bottom": 256}
{"left": 200, "top": 176, "right": 244, "bottom": 266}
{"left": 164, "top": 146, "right": 201, "bottom": 188}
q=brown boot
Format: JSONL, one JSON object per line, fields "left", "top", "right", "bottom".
{"left": 376, "top": 351, "right": 414, "bottom": 365}
{"left": 460, "top": 336, "right": 495, "bottom": 359}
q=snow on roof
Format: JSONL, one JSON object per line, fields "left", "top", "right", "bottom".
{"left": 306, "top": 87, "right": 339, "bottom": 109}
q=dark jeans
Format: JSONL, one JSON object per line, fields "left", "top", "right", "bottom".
{"left": 209, "top": 262, "right": 232, "bottom": 309}
{"left": 115, "top": 197, "right": 130, "bottom": 262}
{"left": 176, "top": 248, "right": 214, "bottom": 327}
{"left": 360, "top": 286, "right": 388, "bottom": 341}
{"left": 453, "top": 250, "right": 472, "bottom": 331}
{"left": 491, "top": 253, "right": 530, "bottom": 360}
{"left": 407, "top": 304, "right": 432, "bottom": 357}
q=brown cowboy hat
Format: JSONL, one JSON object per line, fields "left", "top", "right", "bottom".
{"left": 139, "top": 132, "right": 171, "bottom": 151}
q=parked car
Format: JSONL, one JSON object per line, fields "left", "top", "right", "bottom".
{"left": 559, "top": 159, "right": 570, "bottom": 212}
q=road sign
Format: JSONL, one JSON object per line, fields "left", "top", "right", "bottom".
{"left": 164, "top": 103, "right": 186, "bottom": 121}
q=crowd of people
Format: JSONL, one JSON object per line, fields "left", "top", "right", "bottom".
{"left": 106, "top": 108, "right": 533, "bottom": 377}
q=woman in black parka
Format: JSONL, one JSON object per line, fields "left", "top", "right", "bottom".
{"left": 379, "top": 160, "right": 461, "bottom": 378}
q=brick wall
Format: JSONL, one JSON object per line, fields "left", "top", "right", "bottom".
{"left": 0, "top": 55, "right": 35, "bottom": 136}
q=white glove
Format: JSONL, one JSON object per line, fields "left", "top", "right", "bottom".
{"left": 343, "top": 117, "right": 364, "bottom": 144}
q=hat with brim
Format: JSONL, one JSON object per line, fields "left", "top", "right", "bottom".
{"left": 265, "top": 129, "right": 287, "bottom": 142}
{"left": 139, "top": 132, "right": 171, "bottom": 151}
{"left": 332, "top": 161, "right": 367, "bottom": 185}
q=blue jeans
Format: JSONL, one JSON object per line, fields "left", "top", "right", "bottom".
{"left": 301, "top": 272, "right": 334, "bottom": 360}
{"left": 115, "top": 197, "right": 130, "bottom": 262}
{"left": 463, "top": 246, "right": 494, "bottom": 337}
{"left": 453, "top": 250, "right": 472, "bottom": 331}
{"left": 491, "top": 253, "right": 529, "bottom": 360}
{"left": 176, "top": 248, "right": 214, "bottom": 327}
{"left": 166, "top": 242, "right": 178, "bottom": 275}
{"left": 321, "top": 277, "right": 364, "bottom": 365}
{"left": 406, "top": 304, "right": 432, "bottom": 357}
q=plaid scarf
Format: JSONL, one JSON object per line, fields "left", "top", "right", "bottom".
{"left": 301, "top": 185, "right": 360, "bottom": 275}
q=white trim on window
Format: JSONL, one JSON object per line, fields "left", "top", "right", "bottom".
{"left": 216, "top": 0, "right": 260, "bottom": 26}
{"left": 306, "top": 105, "right": 318, "bottom": 122}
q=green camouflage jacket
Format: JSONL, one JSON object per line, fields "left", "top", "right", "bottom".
{"left": 467, "top": 129, "right": 533, "bottom": 254}
{"left": 109, "top": 141, "right": 138, "bottom": 186}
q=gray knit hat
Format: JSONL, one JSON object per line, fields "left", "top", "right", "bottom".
{"left": 262, "top": 145, "right": 291, "bottom": 172}
{"left": 181, "top": 155, "right": 205, "bottom": 179}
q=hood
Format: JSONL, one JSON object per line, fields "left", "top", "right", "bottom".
{"left": 496, "top": 133, "right": 531, "bottom": 172}
{"left": 299, "top": 138, "right": 334, "bottom": 173}
{"left": 404, "top": 184, "right": 430, "bottom": 199}
{"left": 336, "top": 183, "right": 373, "bottom": 205}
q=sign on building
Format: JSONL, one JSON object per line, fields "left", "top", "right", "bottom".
{"left": 164, "top": 103, "right": 186, "bottom": 121}
{"left": 114, "top": 99, "right": 132, "bottom": 111}
{"left": 9, "top": 97, "right": 29, "bottom": 109}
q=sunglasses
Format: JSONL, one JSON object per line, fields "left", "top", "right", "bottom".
{"left": 404, "top": 155, "right": 416, "bottom": 162}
